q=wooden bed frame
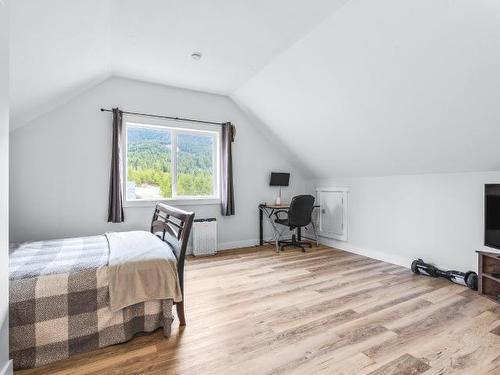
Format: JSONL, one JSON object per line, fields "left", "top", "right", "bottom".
{"left": 150, "top": 203, "right": 195, "bottom": 326}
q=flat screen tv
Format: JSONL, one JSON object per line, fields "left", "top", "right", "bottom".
{"left": 485, "top": 184, "right": 500, "bottom": 249}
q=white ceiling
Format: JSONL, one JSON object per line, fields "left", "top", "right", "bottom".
{"left": 110, "top": 0, "right": 347, "bottom": 94}
{"left": 10, "top": 0, "right": 111, "bottom": 128}
{"left": 10, "top": 0, "right": 347, "bottom": 129}
{"left": 234, "top": 0, "right": 500, "bottom": 177}
{"left": 10, "top": 0, "right": 500, "bottom": 178}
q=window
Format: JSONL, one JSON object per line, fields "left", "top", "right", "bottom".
{"left": 124, "top": 117, "right": 220, "bottom": 204}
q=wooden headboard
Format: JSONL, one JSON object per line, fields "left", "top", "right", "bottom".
{"left": 150, "top": 203, "right": 195, "bottom": 295}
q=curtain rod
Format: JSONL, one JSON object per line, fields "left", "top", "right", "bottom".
{"left": 100, "top": 108, "right": 224, "bottom": 126}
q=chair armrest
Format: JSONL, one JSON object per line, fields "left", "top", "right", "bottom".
{"left": 273, "top": 210, "right": 289, "bottom": 220}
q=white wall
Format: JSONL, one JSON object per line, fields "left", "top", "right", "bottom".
{"left": 10, "top": 77, "right": 308, "bottom": 248}
{"left": 0, "top": 1, "right": 12, "bottom": 373}
{"left": 314, "top": 171, "right": 500, "bottom": 272}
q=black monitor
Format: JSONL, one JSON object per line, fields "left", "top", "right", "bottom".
{"left": 270, "top": 172, "right": 290, "bottom": 187}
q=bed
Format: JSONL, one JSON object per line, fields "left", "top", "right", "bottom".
{"left": 9, "top": 203, "right": 194, "bottom": 370}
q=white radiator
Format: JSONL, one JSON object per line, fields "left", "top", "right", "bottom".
{"left": 193, "top": 218, "right": 217, "bottom": 256}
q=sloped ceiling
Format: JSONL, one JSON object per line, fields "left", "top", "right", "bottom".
{"left": 10, "top": 0, "right": 347, "bottom": 129}
{"left": 234, "top": 0, "right": 500, "bottom": 177}
{"left": 10, "top": 0, "right": 500, "bottom": 178}
{"left": 110, "top": 0, "right": 348, "bottom": 94}
{"left": 10, "top": 0, "right": 111, "bottom": 128}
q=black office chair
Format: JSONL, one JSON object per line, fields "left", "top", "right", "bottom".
{"left": 274, "top": 194, "right": 317, "bottom": 252}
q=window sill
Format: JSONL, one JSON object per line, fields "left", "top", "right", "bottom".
{"left": 123, "top": 198, "right": 221, "bottom": 208}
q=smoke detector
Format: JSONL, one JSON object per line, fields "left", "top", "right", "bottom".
{"left": 191, "top": 52, "right": 202, "bottom": 60}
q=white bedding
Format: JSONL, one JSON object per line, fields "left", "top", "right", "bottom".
{"left": 106, "top": 230, "right": 183, "bottom": 311}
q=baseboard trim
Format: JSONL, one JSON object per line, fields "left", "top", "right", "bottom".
{"left": 218, "top": 239, "right": 261, "bottom": 251}
{"left": 186, "top": 236, "right": 412, "bottom": 268}
{"left": 1, "top": 360, "right": 13, "bottom": 375}
{"left": 187, "top": 238, "right": 264, "bottom": 255}
{"left": 318, "top": 237, "right": 411, "bottom": 269}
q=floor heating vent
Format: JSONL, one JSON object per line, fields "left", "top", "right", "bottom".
{"left": 193, "top": 218, "right": 217, "bottom": 256}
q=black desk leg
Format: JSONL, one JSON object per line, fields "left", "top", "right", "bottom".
{"left": 259, "top": 207, "right": 264, "bottom": 246}
{"left": 297, "top": 227, "right": 302, "bottom": 241}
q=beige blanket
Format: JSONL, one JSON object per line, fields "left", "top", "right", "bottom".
{"left": 106, "top": 231, "right": 182, "bottom": 312}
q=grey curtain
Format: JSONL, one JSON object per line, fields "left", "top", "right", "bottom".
{"left": 108, "top": 108, "right": 125, "bottom": 223}
{"left": 221, "top": 122, "right": 235, "bottom": 216}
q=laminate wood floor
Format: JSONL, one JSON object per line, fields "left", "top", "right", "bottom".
{"left": 17, "top": 245, "right": 500, "bottom": 375}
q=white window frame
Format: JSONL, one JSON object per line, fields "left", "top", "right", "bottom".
{"left": 122, "top": 115, "right": 221, "bottom": 207}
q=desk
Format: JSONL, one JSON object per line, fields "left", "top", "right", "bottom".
{"left": 258, "top": 203, "right": 319, "bottom": 246}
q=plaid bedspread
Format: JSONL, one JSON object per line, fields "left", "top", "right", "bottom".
{"left": 9, "top": 235, "right": 174, "bottom": 370}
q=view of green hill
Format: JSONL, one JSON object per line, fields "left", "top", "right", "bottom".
{"left": 127, "top": 127, "right": 214, "bottom": 198}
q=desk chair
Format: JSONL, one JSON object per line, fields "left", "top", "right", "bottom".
{"left": 274, "top": 194, "right": 317, "bottom": 252}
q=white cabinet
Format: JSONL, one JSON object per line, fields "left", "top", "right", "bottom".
{"left": 316, "top": 187, "right": 348, "bottom": 241}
